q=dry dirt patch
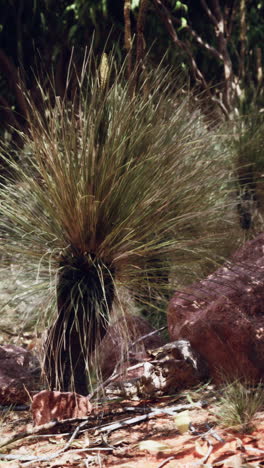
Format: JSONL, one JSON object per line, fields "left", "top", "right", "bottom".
{"left": 0, "top": 392, "right": 264, "bottom": 468}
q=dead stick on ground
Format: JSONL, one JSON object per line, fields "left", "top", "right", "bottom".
{"left": 246, "top": 447, "right": 264, "bottom": 454}
{"left": 0, "top": 417, "right": 88, "bottom": 450}
{"left": 128, "top": 326, "right": 166, "bottom": 350}
{"left": 88, "top": 326, "right": 166, "bottom": 400}
{"left": 205, "top": 423, "right": 225, "bottom": 443}
{"left": 91, "top": 402, "right": 205, "bottom": 434}
{"left": 0, "top": 419, "right": 89, "bottom": 464}
{"left": 199, "top": 441, "right": 213, "bottom": 465}
{"left": 0, "top": 402, "right": 204, "bottom": 461}
{"left": 157, "top": 456, "right": 176, "bottom": 468}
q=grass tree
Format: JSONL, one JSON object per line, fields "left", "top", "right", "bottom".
{"left": 0, "top": 51, "right": 235, "bottom": 394}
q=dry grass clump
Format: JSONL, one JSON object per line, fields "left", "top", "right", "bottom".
{"left": 218, "top": 380, "right": 264, "bottom": 433}
{"left": 0, "top": 50, "right": 236, "bottom": 393}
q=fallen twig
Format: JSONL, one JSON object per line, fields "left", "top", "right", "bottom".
{"left": 157, "top": 456, "right": 176, "bottom": 468}
{"left": 0, "top": 419, "right": 89, "bottom": 464}
{"left": 88, "top": 326, "right": 166, "bottom": 400}
{"left": 0, "top": 401, "right": 205, "bottom": 463}
{"left": 199, "top": 440, "right": 213, "bottom": 465}
{"left": 0, "top": 416, "right": 88, "bottom": 449}
{"left": 205, "top": 423, "right": 225, "bottom": 443}
{"left": 23, "top": 447, "right": 113, "bottom": 467}
{"left": 88, "top": 364, "right": 123, "bottom": 400}
{"left": 93, "top": 402, "right": 205, "bottom": 434}
{"left": 128, "top": 326, "right": 166, "bottom": 350}
{"left": 245, "top": 446, "right": 264, "bottom": 454}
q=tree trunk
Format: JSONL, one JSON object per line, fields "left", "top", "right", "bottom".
{"left": 44, "top": 254, "right": 115, "bottom": 395}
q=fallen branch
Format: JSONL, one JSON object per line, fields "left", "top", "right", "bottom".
{"left": 129, "top": 326, "right": 166, "bottom": 351}
{"left": 205, "top": 423, "right": 225, "bottom": 443}
{"left": 199, "top": 440, "right": 213, "bottom": 465}
{"left": 93, "top": 402, "right": 205, "bottom": 435}
{"left": 23, "top": 447, "right": 113, "bottom": 467}
{"left": 0, "top": 417, "right": 88, "bottom": 450}
{"left": 0, "top": 419, "right": 89, "bottom": 463}
{"left": 245, "top": 447, "right": 264, "bottom": 454}
{"left": 0, "top": 401, "right": 204, "bottom": 461}
{"left": 157, "top": 456, "right": 176, "bottom": 468}
{"left": 88, "top": 326, "right": 166, "bottom": 400}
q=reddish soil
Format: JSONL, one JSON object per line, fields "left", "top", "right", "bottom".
{"left": 0, "top": 393, "right": 264, "bottom": 468}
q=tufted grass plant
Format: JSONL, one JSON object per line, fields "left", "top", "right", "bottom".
{"left": 0, "top": 50, "right": 236, "bottom": 393}
{"left": 218, "top": 380, "right": 264, "bottom": 433}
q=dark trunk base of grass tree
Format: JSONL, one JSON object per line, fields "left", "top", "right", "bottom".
{"left": 44, "top": 253, "right": 115, "bottom": 395}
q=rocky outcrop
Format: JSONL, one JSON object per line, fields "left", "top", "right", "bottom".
{"left": 94, "top": 315, "right": 165, "bottom": 379}
{"left": 32, "top": 390, "right": 92, "bottom": 425}
{"left": 168, "top": 233, "right": 264, "bottom": 382}
{"left": 0, "top": 344, "right": 40, "bottom": 404}
{"left": 105, "top": 340, "right": 208, "bottom": 400}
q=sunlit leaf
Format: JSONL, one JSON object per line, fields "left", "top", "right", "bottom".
{"left": 137, "top": 440, "right": 172, "bottom": 453}
{"left": 178, "top": 16, "right": 188, "bottom": 30}
{"left": 175, "top": 1, "right": 188, "bottom": 13}
{"left": 174, "top": 410, "right": 190, "bottom": 434}
{"left": 131, "top": 0, "right": 140, "bottom": 9}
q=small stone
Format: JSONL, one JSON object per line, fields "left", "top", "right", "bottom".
{"left": 0, "top": 344, "right": 39, "bottom": 405}
{"left": 31, "top": 390, "right": 92, "bottom": 425}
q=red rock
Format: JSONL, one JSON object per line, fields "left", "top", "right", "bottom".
{"left": 31, "top": 390, "right": 92, "bottom": 425}
{"left": 0, "top": 344, "right": 39, "bottom": 405}
{"left": 105, "top": 340, "right": 208, "bottom": 399}
{"left": 167, "top": 233, "right": 264, "bottom": 382}
{"left": 95, "top": 315, "right": 165, "bottom": 379}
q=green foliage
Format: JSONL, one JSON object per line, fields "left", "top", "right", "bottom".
{"left": 174, "top": 1, "right": 188, "bottom": 13}
{"left": 178, "top": 17, "right": 188, "bottom": 31}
